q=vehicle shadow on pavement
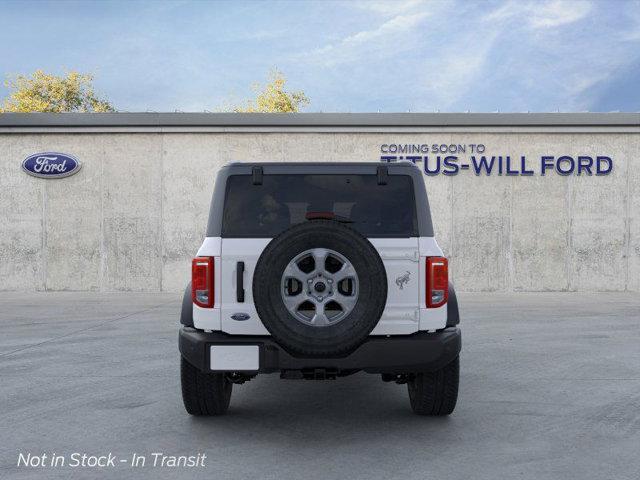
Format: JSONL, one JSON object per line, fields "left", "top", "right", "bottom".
{"left": 185, "top": 372, "right": 455, "bottom": 446}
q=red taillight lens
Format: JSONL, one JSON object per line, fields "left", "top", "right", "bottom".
{"left": 192, "top": 257, "right": 214, "bottom": 308}
{"left": 426, "top": 257, "right": 448, "bottom": 308}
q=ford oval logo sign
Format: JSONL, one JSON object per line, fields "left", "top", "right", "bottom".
{"left": 231, "top": 313, "right": 251, "bottom": 321}
{"left": 22, "top": 152, "right": 81, "bottom": 179}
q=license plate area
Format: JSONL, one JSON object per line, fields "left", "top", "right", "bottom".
{"left": 209, "top": 345, "right": 259, "bottom": 371}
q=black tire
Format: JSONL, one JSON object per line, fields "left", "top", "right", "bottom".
{"left": 407, "top": 356, "right": 459, "bottom": 416}
{"left": 181, "top": 357, "right": 232, "bottom": 416}
{"left": 253, "top": 219, "right": 387, "bottom": 357}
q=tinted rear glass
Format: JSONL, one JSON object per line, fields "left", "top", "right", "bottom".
{"left": 222, "top": 174, "right": 418, "bottom": 237}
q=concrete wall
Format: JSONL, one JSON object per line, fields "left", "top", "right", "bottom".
{"left": 1, "top": 130, "right": 638, "bottom": 292}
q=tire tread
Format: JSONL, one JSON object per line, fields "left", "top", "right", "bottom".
{"left": 181, "top": 357, "right": 232, "bottom": 416}
{"left": 408, "top": 356, "right": 459, "bottom": 416}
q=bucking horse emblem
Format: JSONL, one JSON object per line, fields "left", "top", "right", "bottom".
{"left": 395, "top": 271, "right": 411, "bottom": 290}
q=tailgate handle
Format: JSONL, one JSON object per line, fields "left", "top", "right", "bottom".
{"left": 236, "top": 261, "right": 245, "bottom": 302}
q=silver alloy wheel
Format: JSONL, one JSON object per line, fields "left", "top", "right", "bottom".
{"left": 281, "top": 248, "right": 359, "bottom": 327}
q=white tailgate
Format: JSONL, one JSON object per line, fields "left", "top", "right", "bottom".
{"left": 369, "top": 238, "right": 421, "bottom": 335}
{"left": 220, "top": 238, "right": 271, "bottom": 334}
{"left": 214, "top": 236, "right": 447, "bottom": 335}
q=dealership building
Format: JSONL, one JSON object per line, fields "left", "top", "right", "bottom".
{"left": 0, "top": 112, "right": 638, "bottom": 292}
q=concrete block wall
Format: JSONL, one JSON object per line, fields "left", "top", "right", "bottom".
{"left": 0, "top": 131, "right": 638, "bottom": 292}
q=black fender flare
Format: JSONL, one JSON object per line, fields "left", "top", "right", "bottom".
{"left": 180, "top": 282, "right": 194, "bottom": 327}
{"left": 447, "top": 281, "right": 460, "bottom": 327}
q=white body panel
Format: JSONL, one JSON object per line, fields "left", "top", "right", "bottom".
{"left": 219, "top": 238, "right": 271, "bottom": 335}
{"left": 192, "top": 236, "right": 448, "bottom": 334}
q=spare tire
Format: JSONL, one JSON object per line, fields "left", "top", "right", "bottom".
{"left": 253, "top": 219, "right": 387, "bottom": 357}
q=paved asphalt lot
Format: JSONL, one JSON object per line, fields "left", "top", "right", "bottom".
{"left": 1, "top": 292, "right": 639, "bottom": 480}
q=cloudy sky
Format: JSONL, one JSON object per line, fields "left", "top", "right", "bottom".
{"left": 0, "top": 0, "right": 639, "bottom": 112}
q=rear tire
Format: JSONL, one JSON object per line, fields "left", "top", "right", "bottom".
{"left": 181, "top": 356, "right": 232, "bottom": 416}
{"left": 407, "top": 356, "right": 459, "bottom": 416}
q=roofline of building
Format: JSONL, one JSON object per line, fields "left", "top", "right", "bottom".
{"left": 1, "top": 112, "right": 639, "bottom": 128}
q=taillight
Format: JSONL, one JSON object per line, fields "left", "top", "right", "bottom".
{"left": 192, "top": 257, "right": 214, "bottom": 308}
{"left": 426, "top": 257, "right": 448, "bottom": 308}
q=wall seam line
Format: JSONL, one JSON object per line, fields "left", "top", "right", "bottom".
{"left": 99, "top": 136, "right": 105, "bottom": 292}
{"left": 625, "top": 145, "right": 631, "bottom": 291}
{"left": 508, "top": 170, "right": 514, "bottom": 292}
{"left": 159, "top": 133, "right": 165, "bottom": 292}
{"left": 41, "top": 154, "right": 47, "bottom": 291}
{"left": 566, "top": 166, "right": 573, "bottom": 291}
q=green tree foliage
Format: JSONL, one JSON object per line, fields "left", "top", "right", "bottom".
{"left": 234, "top": 70, "right": 309, "bottom": 113}
{"left": 1, "top": 70, "right": 114, "bottom": 113}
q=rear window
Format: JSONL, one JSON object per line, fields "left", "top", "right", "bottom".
{"left": 222, "top": 174, "right": 418, "bottom": 238}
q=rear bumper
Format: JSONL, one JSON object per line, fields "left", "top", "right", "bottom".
{"left": 179, "top": 327, "right": 461, "bottom": 375}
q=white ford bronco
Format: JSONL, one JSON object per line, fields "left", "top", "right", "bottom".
{"left": 179, "top": 162, "right": 461, "bottom": 415}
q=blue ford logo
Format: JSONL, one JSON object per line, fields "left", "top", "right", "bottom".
{"left": 22, "top": 152, "right": 81, "bottom": 179}
{"left": 231, "top": 313, "right": 250, "bottom": 321}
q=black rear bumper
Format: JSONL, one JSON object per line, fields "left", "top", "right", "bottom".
{"left": 179, "top": 327, "right": 461, "bottom": 375}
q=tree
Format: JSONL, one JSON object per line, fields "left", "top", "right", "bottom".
{"left": 234, "top": 70, "right": 309, "bottom": 113}
{"left": 1, "top": 70, "right": 114, "bottom": 113}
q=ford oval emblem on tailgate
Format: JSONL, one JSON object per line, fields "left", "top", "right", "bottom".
{"left": 22, "top": 152, "right": 81, "bottom": 179}
{"left": 231, "top": 313, "right": 250, "bottom": 321}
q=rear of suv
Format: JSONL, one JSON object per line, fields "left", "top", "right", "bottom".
{"left": 179, "top": 162, "right": 461, "bottom": 415}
